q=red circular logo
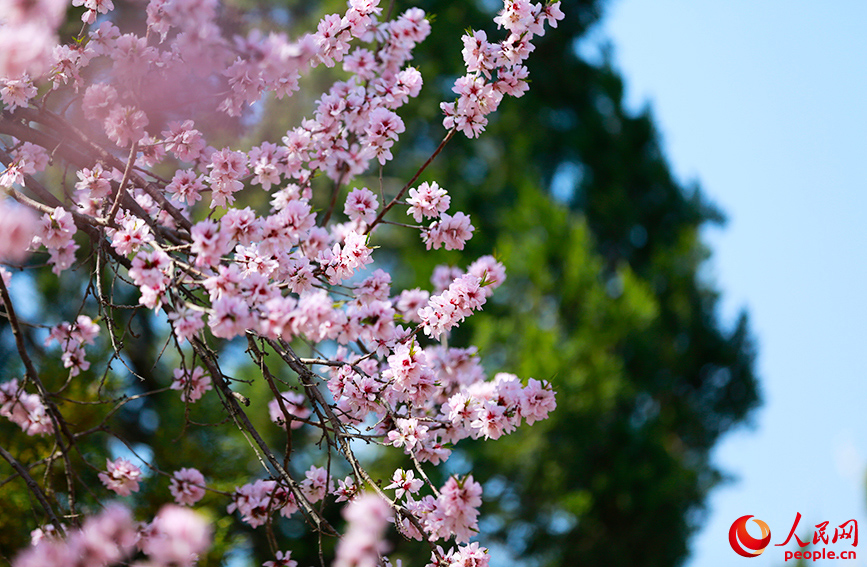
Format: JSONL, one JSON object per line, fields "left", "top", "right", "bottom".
{"left": 729, "top": 515, "right": 772, "bottom": 557}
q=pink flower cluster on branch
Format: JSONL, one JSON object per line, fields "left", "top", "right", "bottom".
{"left": 443, "top": 0, "right": 565, "bottom": 138}
{"left": 0, "top": 0, "right": 563, "bottom": 565}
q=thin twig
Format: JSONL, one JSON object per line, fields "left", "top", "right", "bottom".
{"left": 366, "top": 128, "right": 456, "bottom": 234}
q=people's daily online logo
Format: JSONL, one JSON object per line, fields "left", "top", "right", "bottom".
{"left": 729, "top": 515, "right": 772, "bottom": 557}
{"left": 729, "top": 513, "right": 858, "bottom": 561}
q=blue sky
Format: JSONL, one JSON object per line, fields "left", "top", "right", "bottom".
{"left": 586, "top": 1, "right": 867, "bottom": 565}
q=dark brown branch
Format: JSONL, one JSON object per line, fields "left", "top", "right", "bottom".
{"left": 0, "top": 445, "right": 65, "bottom": 535}
{"left": 189, "top": 337, "right": 338, "bottom": 537}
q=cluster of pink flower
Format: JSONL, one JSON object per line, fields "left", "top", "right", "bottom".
{"left": 98, "top": 457, "right": 143, "bottom": 497}
{"left": 0, "top": 379, "right": 53, "bottom": 436}
{"left": 171, "top": 366, "right": 213, "bottom": 403}
{"left": 443, "top": 0, "right": 564, "bottom": 138}
{"left": 169, "top": 467, "right": 208, "bottom": 506}
{"left": 45, "top": 315, "right": 100, "bottom": 377}
{"left": 1, "top": 0, "right": 563, "bottom": 564}
{"left": 334, "top": 493, "right": 392, "bottom": 567}
{"left": 13, "top": 503, "right": 210, "bottom": 567}
{"left": 227, "top": 477, "right": 300, "bottom": 528}
{"left": 0, "top": 0, "right": 67, "bottom": 78}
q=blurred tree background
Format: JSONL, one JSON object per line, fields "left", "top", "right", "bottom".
{"left": 0, "top": 0, "right": 760, "bottom": 565}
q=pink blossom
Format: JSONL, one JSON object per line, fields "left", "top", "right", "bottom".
{"left": 262, "top": 199, "right": 316, "bottom": 250}
{"left": 171, "top": 366, "right": 212, "bottom": 403}
{"left": 38, "top": 206, "right": 76, "bottom": 249}
{"left": 71, "top": 0, "right": 114, "bottom": 24}
{"left": 86, "top": 21, "right": 120, "bottom": 56}
{"left": 264, "top": 550, "right": 298, "bottom": 567}
{"left": 0, "top": 4, "right": 566, "bottom": 564}
{"left": 140, "top": 505, "right": 211, "bottom": 567}
{"left": 387, "top": 417, "right": 429, "bottom": 451}
{"left": 314, "top": 13, "right": 352, "bottom": 67}
{"left": 208, "top": 294, "right": 255, "bottom": 339}
{"left": 461, "top": 30, "right": 499, "bottom": 77}
{"left": 396, "top": 288, "right": 429, "bottom": 323}
{"left": 220, "top": 58, "right": 264, "bottom": 116}
{"left": 0, "top": 75, "right": 37, "bottom": 111}
{"left": 110, "top": 214, "right": 153, "bottom": 255}
{"left": 74, "top": 315, "right": 100, "bottom": 344}
{"left": 494, "top": 65, "right": 530, "bottom": 98}
{"left": 222, "top": 207, "right": 262, "bottom": 246}
{"left": 384, "top": 341, "right": 436, "bottom": 402}
{"left": 419, "top": 274, "right": 485, "bottom": 339}
{"left": 98, "top": 458, "right": 142, "bottom": 496}
{"left": 169, "top": 305, "right": 205, "bottom": 343}
{"left": 0, "top": 200, "right": 39, "bottom": 262}
{"left": 203, "top": 263, "right": 243, "bottom": 301}
{"left": 365, "top": 106, "right": 405, "bottom": 165}
{"left": 355, "top": 269, "right": 391, "bottom": 303}
{"left": 0, "top": 0, "right": 66, "bottom": 77}
{"left": 433, "top": 475, "right": 482, "bottom": 543}
{"left": 129, "top": 248, "right": 171, "bottom": 291}
{"left": 300, "top": 465, "right": 333, "bottom": 503}
{"left": 446, "top": 542, "right": 491, "bottom": 567}
{"left": 422, "top": 212, "right": 474, "bottom": 251}
{"left": 501, "top": 32, "right": 535, "bottom": 67}
{"left": 162, "top": 120, "right": 207, "bottom": 163}
{"left": 74, "top": 164, "right": 113, "bottom": 203}
{"left": 344, "top": 187, "right": 379, "bottom": 224}
{"left": 104, "top": 105, "right": 149, "bottom": 148}
{"left": 344, "top": 48, "right": 377, "bottom": 81}
{"left": 333, "top": 476, "right": 359, "bottom": 503}
{"left": 207, "top": 147, "right": 248, "bottom": 208}
{"left": 431, "top": 265, "right": 464, "bottom": 292}
{"left": 166, "top": 169, "right": 205, "bottom": 206}
{"left": 190, "top": 219, "right": 231, "bottom": 267}
{"left": 384, "top": 468, "right": 424, "bottom": 500}
{"left": 333, "top": 493, "right": 392, "bottom": 567}
{"left": 470, "top": 399, "right": 512, "bottom": 440}
{"left": 545, "top": 2, "right": 565, "bottom": 28}
{"left": 467, "top": 254, "right": 506, "bottom": 296}
{"left": 248, "top": 142, "right": 288, "bottom": 190}
{"left": 406, "top": 181, "right": 450, "bottom": 222}
{"left": 227, "top": 479, "right": 278, "bottom": 527}
{"left": 47, "top": 240, "right": 79, "bottom": 276}
{"left": 82, "top": 83, "right": 118, "bottom": 121}
{"left": 392, "top": 7, "right": 431, "bottom": 45}
{"left": 9, "top": 143, "right": 49, "bottom": 178}
{"left": 169, "top": 468, "right": 207, "bottom": 505}
{"left": 520, "top": 378, "right": 557, "bottom": 425}
{"left": 0, "top": 380, "right": 54, "bottom": 436}
{"left": 319, "top": 230, "right": 374, "bottom": 284}
{"left": 493, "top": 0, "right": 535, "bottom": 34}
{"left": 394, "top": 66, "right": 423, "bottom": 101}
{"left": 137, "top": 133, "right": 167, "bottom": 167}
